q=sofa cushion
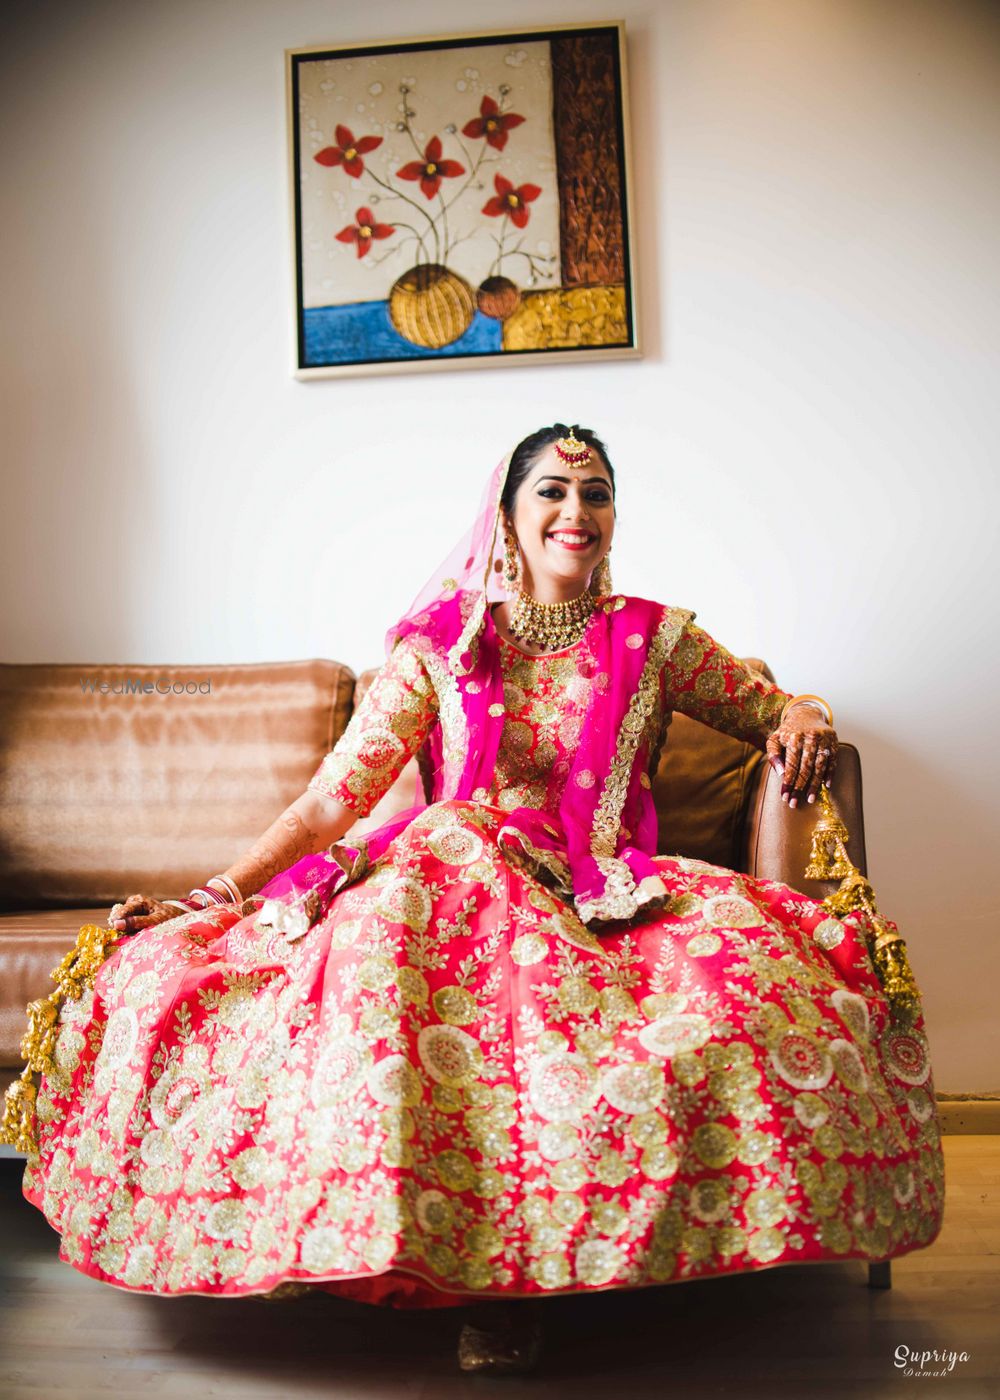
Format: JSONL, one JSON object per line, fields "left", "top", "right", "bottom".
{"left": 0, "top": 661, "right": 355, "bottom": 909}
{"left": 652, "top": 712, "right": 764, "bottom": 869}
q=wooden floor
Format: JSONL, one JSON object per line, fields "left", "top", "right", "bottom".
{"left": 1, "top": 1137, "right": 997, "bottom": 1399}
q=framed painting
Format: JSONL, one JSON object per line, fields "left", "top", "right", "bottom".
{"left": 287, "top": 22, "right": 639, "bottom": 378}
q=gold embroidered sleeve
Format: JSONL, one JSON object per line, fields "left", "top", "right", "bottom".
{"left": 662, "top": 620, "right": 793, "bottom": 750}
{"left": 307, "top": 637, "right": 439, "bottom": 818}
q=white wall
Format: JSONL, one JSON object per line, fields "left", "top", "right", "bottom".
{"left": 2, "top": 0, "right": 998, "bottom": 1092}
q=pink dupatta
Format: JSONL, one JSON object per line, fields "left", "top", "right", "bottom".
{"left": 259, "top": 588, "right": 694, "bottom": 933}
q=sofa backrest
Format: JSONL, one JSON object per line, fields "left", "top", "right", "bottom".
{"left": 0, "top": 661, "right": 355, "bottom": 908}
{"left": 343, "top": 658, "right": 776, "bottom": 870}
{"left": 0, "top": 653, "right": 776, "bottom": 909}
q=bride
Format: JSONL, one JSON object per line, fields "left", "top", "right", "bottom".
{"left": 3, "top": 424, "right": 944, "bottom": 1375}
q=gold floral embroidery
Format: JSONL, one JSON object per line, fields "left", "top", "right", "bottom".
{"left": 13, "top": 773, "right": 944, "bottom": 1303}
{"left": 309, "top": 636, "right": 438, "bottom": 818}
{"left": 8, "top": 599, "right": 942, "bottom": 1303}
{"left": 489, "top": 636, "right": 596, "bottom": 816}
{"left": 664, "top": 620, "right": 792, "bottom": 746}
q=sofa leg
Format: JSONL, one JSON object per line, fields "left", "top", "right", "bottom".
{"left": 868, "top": 1261, "right": 892, "bottom": 1289}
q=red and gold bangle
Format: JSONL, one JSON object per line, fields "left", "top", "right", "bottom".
{"left": 779, "top": 693, "right": 834, "bottom": 727}
{"left": 207, "top": 874, "right": 243, "bottom": 904}
{"left": 184, "top": 876, "right": 243, "bottom": 910}
{"left": 171, "top": 879, "right": 240, "bottom": 912}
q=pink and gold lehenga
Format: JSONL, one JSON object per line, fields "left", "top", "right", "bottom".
{"left": 10, "top": 580, "right": 945, "bottom": 1306}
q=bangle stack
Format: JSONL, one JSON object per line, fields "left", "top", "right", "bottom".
{"left": 779, "top": 693, "right": 834, "bottom": 727}
{"left": 207, "top": 874, "right": 243, "bottom": 904}
{"left": 178, "top": 874, "right": 244, "bottom": 912}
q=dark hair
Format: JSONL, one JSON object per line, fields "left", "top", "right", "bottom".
{"left": 501, "top": 423, "right": 616, "bottom": 516}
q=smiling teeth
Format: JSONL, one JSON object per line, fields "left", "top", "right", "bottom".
{"left": 550, "top": 532, "right": 594, "bottom": 543}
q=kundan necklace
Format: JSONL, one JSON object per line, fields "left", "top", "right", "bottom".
{"left": 507, "top": 588, "right": 596, "bottom": 652}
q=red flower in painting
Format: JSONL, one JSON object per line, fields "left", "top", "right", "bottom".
{"left": 481, "top": 174, "right": 542, "bottom": 229}
{"left": 335, "top": 207, "right": 395, "bottom": 258}
{"left": 314, "top": 125, "right": 383, "bottom": 179}
{"left": 396, "top": 136, "right": 465, "bottom": 200}
{"left": 462, "top": 95, "right": 525, "bottom": 152}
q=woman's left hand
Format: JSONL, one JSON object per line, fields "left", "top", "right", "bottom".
{"left": 766, "top": 709, "right": 839, "bottom": 808}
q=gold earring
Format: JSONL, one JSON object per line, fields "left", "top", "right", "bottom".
{"left": 590, "top": 547, "right": 613, "bottom": 597}
{"left": 503, "top": 528, "right": 521, "bottom": 589}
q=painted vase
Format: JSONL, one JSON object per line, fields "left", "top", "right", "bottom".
{"left": 476, "top": 276, "right": 522, "bottom": 321}
{"left": 388, "top": 264, "right": 475, "bottom": 349}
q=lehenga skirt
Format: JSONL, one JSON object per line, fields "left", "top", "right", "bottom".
{"left": 20, "top": 798, "right": 945, "bottom": 1306}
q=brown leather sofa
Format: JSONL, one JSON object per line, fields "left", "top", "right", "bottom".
{"left": 0, "top": 656, "right": 868, "bottom": 1106}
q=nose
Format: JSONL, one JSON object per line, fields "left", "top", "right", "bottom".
{"left": 560, "top": 489, "right": 594, "bottom": 522}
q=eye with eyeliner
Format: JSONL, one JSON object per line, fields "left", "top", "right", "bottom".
{"left": 537, "top": 488, "right": 611, "bottom": 503}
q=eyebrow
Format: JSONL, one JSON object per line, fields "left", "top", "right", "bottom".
{"left": 534, "top": 475, "right": 611, "bottom": 487}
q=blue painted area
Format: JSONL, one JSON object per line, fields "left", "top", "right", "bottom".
{"left": 303, "top": 300, "right": 503, "bottom": 367}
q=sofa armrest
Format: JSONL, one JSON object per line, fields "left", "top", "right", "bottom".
{"left": 741, "top": 742, "right": 868, "bottom": 899}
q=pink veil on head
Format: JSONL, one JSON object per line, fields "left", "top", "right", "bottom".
{"left": 384, "top": 451, "right": 513, "bottom": 663}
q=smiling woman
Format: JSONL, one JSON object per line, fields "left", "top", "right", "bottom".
{"left": 493, "top": 425, "right": 618, "bottom": 653}
{"left": 4, "top": 423, "right": 944, "bottom": 1377}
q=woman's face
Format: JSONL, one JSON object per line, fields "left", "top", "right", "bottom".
{"left": 505, "top": 443, "right": 616, "bottom": 597}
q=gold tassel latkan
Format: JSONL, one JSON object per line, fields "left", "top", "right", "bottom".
{"left": 804, "top": 793, "right": 855, "bottom": 881}
{"left": 0, "top": 1069, "right": 39, "bottom": 1155}
{"left": 805, "top": 787, "right": 921, "bottom": 1027}
{"left": 0, "top": 923, "right": 123, "bottom": 1156}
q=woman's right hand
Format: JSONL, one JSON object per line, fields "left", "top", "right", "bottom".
{"left": 109, "top": 894, "right": 178, "bottom": 933}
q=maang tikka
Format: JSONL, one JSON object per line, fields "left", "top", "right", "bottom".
{"left": 553, "top": 428, "right": 592, "bottom": 467}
